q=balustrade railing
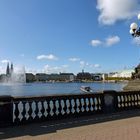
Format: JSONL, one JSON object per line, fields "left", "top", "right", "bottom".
{"left": 12, "top": 94, "right": 103, "bottom": 124}
{"left": 117, "top": 91, "right": 140, "bottom": 110}
{"left": 0, "top": 90, "right": 140, "bottom": 126}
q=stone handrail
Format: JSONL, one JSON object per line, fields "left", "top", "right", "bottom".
{"left": 0, "top": 90, "right": 140, "bottom": 126}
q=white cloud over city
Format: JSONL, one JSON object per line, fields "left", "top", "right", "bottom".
{"left": 80, "top": 61, "right": 101, "bottom": 70}
{"left": 89, "top": 64, "right": 101, "bottom": 69}
{"left": 90, "top": 40, "right": 102, "bottom": 47}
{"left": 93, "top": 64, "right": 101, "bottom": 68}
{"left": 96, "top": 0, "right": 140, "bottom": 25}
{"left": 37, "top": 54, "right": 58, "bottom": 60}
{"left": 90, "top": 35, "right": 120, "bottom": 47}
{"left": 105, "top": 36, "right": 120, "bottom": 46}
{"left": 0, "top": 66, "right": 6, "bottom": 74}
{"left": 1, "top": 59, "right": 10, "bottom": 64}
{"left": 69, "top": 57, "right": 80, "bottom": 62}
{"left": 25, "top": 67, "right": 40, "bottom": 74}
{"left": 132, "top": 37, "right": 140, "bottom": 46}
{"left": 43, "top": 65, "right": 69, "bottom": 74}
{"left": 80, "top": 61, "right": 89, "bottom": 68}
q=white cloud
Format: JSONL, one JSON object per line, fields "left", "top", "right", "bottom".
{"left": 96, "top": 0, "right": 140, "bottom": 25}
{"left": 37, "top": 54, "right": 58, "bottom": 60}
{"left": 90, "top": 40, "right": 102, "bottom": 47}
{"left": 69, "top": 57, "right": 80, "bottom": 62}
{"left": 80, "top": 61, "right": 89, "bottom": 68}
{"left": 79, "top": 61, "right": 101, "bottom": 72}
{"left": 105, "top": 36, "right": 120, "bottom": 46}
{"left": 90, "top": 35, "right": 120, "bottom": 47}
{"left": 1, "top": 59, "right": 10, "bottom": 64}
{"left": 133, "top": 37, "right": 140, "bottom": 46}
{"left": 43, "top": 65, "right": 68, "bottom": 74}
{"left": 89, "top": 64, "right": 101, "bottom": 68}
{"left": 25, "top": 67, "right": 42, "bottom": 74}
{"left": 0, "top": 64, "right": 26, "bottom": 74}
{"left": 94, "top": 64, "right": 101, "bottom": 68}
{"left": 62, "top": 65, "right": 69, "bottom": 68}
{"left": 80, "top": 61, "right": 85, "bottom": 66}
{"left": 13, "top": 65, "right": 26, "bottom": 74}
{"left": 0, "top": 66, "right": 6, "bottom": 74}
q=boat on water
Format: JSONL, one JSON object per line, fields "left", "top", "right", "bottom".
{"left": 80, "top": 86, "right": 93, "bottom": 93}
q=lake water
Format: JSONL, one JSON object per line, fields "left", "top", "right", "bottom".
{"left": 0, "top": 82, "right": 127, "bottom": 97}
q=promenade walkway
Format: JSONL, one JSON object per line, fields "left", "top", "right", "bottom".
{"left": 0, "top": 110, "right": 140, "bottom": 140}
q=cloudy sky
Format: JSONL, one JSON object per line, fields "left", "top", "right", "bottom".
{"left": 0, "top": 0, "right": 140, "bottom": 74}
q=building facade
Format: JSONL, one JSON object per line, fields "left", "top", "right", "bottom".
{"left": 26, "top": 73, "right": 36, "bottom": 82}
{"left": 76, "top": 72, "right": 92, "bottom": 81}
{"left": 35, "top": 73, "right": 48, "bottom": 82}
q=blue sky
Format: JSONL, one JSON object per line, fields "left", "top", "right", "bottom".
{"left": 0, "top": 0, "right": 140, "bottom": 74}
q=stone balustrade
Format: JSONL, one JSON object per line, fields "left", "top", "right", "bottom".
{"left": 0, "top": 90, "right": 140, "bottom": 126}
{"left": 13, "top": 93, "right": 103, "bottom": 124}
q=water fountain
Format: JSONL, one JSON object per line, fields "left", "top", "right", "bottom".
{"left": 10, "top": 67, "right": 26, "bottom": 84}
{"left": 0, "top": 63, "right": 26, "bottom": 84}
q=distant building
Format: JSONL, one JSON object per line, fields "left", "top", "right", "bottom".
{"left": 6, "top": 63, "right": 10, "bottom": 76}
{"left": 91, "top": 73, "right": 103, "bottom": 81}
{"left": 111, "top": 69, "right": 134, "bottom": 78}
{"left": 102, "top": 73, "right": 108, "bottom": 81}
{"left": 26, "top": 73, "right": 35, "bottom": 82}
{"left": 132, "top": 64, "right": 140, "bottom": 79}
{"left": 10, "top": 63, "right": 13, "bottom": 74}
{"left": 6, "top": 63, "right": 13, "bottom": 77}
{"left": 108, "top": 72, "right": 118, "bottom": 77}
{"left": 35, "top": 73, "right": 48, "bottom": 82}
{"left": 0, "top": 74, "right": 7, "bottom": 82}
{"left": 76, "top": 70, "right": 92, "bottom": 80}
{"left": 47, "top": 73, "right": 75, "bottom": 82}
{"left": 135, "top": 64, "right": 140, "bottom": 73}
{"left": 59, "top": 73, "right": 75, "bottom": 81}
{"left": 47, "top": 74, "right": 60, "bottom": 81}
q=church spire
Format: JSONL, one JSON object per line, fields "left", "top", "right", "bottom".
{"left": 6, "top": 62, "right": 10, "bottom": 76}
{"left": 11, "top": 63, "right": 13, "bottom": 74}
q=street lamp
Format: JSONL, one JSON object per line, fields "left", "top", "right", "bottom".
{"left": 130, "top": 14, "right": 140, "bottom": 37}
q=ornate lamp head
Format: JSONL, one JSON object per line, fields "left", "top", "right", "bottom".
{"left": 130, "top": 14, "right": 140, "bottom": 37}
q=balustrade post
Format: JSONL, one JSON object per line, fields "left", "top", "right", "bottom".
{"left": 103, "top": 90, "right": 117, "bottom": 113}
{"left": 0, "top": 95, "right": 13, "bottom": 126}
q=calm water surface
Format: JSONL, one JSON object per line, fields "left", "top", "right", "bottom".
{"left": 0, "top": 82, "right": 127, "bottom": 96}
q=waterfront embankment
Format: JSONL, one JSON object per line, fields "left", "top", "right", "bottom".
{"left": 0, "top": 109, "right": 140, "bottom": 140}
{"left": 123, "top": 79, "right": 140, "bottom": 91}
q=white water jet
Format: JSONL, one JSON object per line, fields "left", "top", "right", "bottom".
{"left": 10, "top": 66, "right": 26, "bottom": 84}
{"left": 1, "top": 64, "right": 26, "bottom": 85}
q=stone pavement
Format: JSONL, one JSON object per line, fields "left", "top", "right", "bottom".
{"left": 0, "top": 110, "right": 140, "bottom": 140}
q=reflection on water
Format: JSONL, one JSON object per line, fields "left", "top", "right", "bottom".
{"left": 0, "top": 82, "right": 126, "bottom": 96}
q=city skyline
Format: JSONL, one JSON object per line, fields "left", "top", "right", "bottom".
{"left": 0, "top": 62, "right": 134, "bottom": 76}
{"left": 0, "top": 0, "right": 140, "bottom": 74}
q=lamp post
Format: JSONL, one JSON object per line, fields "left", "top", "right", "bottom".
{"left": 130, "top": 14, "right": 140, "bottom": 37}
